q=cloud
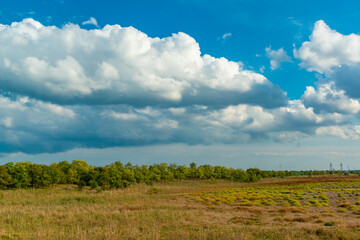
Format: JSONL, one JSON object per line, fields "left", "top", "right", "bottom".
{"left": 0, "top": 18, "right": 286, "bottom": 108}
{"left": 330, "top": 64, "right": 360, "bottom": 99}
{"left": 259, "top": 66, "right": 265, "bottom": 73}
{"left": 0, "top": 117, "right": 12, "bottom": 128}
{"left": 0, "top": 95, "right": 78, "bottom": 154}
{"left": 287, "top": 17, "right": 303, "bottom": 27}
{"left": 255, "top": 151, "right": 357, "bottom": 157}
{"left": 0, "top": 91, "right": 346, "bottom": 155}
{"left": 193, "top": 100, "right": 344, "bottom": 143}
{"left": 265, "top": 46, "right": 292, "bottom": 70}
{"left": 220, "top": 32, "right": 232, "bottom": 40}
{"left": 302, "top": 82, "right": 360, "bottom": 114}
{"left": 82, "top": 17, "right": 99, "bottom": 28}
{"left": 316, "top": 125, "right": 360, "bottom": 140}
{"left": 295, "top": 20, "right": 360, "bottom": 73}
{"left": 0, "top": 18, "right": 357, "bottom": 155}
{"left": 296, "top": 20, "right": 360, "bottom": 113}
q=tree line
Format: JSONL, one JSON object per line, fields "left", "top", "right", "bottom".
{"left": 0, "top": 160, "right": 356, "bottom": 190}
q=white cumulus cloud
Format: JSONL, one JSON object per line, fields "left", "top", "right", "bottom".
{"left": 295, "top": 20, "right": 360, "bottom": 73}
{"left": 265, "top": 46, "right": 292, "bottom": 70}
{"left": 302, "top": 82, "right": 360, "bottom": 114}
{"left": 0, "top": 18, "right": 285, "bottom": 108}
{"left": 0, "top": 18, "right": 358, "bottom": 155}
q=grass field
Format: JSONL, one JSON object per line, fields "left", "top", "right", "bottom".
{"left": 1, "top": 176, "right": 360, "bottom": 239}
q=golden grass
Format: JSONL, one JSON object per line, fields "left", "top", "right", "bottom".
{"left": 0, "top": 177, "right": 360, "bottom": 239}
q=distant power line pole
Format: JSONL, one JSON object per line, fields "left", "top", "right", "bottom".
{"left": 330, "top": 163, "right": 332, "bottom": 171}
{"left": 340, "top": 163, "right": 343, "bottom": 171}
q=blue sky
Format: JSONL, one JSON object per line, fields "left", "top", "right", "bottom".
{"left": 1, "top": 0, "right": 360, "bottom": 170}
{"left": 2, "top": 0, "right": 360, "bottom": 99}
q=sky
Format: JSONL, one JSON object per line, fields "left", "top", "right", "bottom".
{"left": 1, "top": 0, "right": 360, "bottom": 170}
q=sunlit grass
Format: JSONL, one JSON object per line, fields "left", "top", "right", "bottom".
{"left": 186, "top": 181, "right": 360, "bottom": 210}
{"left": 1, "top": 177, "right": 360, "bottom": 239}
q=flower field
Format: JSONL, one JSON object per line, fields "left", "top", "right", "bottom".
{"left": 186, "top": 181, "right": 360, "bottom": 211}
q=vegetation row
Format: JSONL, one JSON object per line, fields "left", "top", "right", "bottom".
{"left": 0, "top": 160, "right": 356, "bottom": 190}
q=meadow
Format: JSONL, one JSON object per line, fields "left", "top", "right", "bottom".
{"left": 1, "top": 175, "right": 360, "bottom": 239}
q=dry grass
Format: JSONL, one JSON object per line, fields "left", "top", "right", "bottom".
{"left": 1, "top": 177, "right": 360, "bottom": 239}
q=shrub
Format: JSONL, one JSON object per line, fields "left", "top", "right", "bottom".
{"left": 324, "top": 222, "right": 335, "bottom": 226}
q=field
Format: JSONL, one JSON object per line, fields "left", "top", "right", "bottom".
{"left": 1, "top": 176, "right": 360, "bottom": 239}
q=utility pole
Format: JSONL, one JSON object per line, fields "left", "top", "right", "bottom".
{"left": 330, "top": 163, "right": 332, "bottom": 171}
{"left": 340, "top": 163, "right": 343, "bottom": 172}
